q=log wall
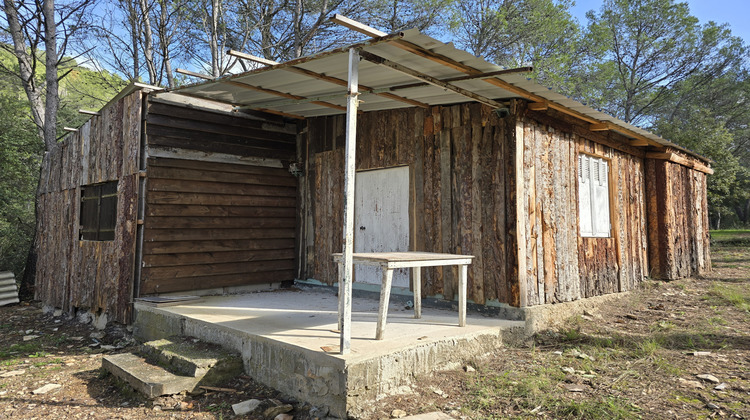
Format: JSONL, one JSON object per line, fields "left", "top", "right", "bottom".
{"left": 645, "top": 158, "right": 711, "bottom": 279}
{"left": 140, "top": 100, "right": 298, "bottom": 294}
{"left": 304, "top": 101, "right": 661, "bottom": 307}
{"left": 35, "top": 91, "right": 142, "bottom": 324}
{"left": 519, "top": 108, "right": 649, "bottom": 305}
{"left": 303, "top": 103, "right": 519, "bottom": 306}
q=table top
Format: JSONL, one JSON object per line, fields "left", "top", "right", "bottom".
{"left": 332, "top": 251, "right": 474, "bottom": 263}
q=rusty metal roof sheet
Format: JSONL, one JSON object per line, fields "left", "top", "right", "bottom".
{"left": 164, "top": 29, "right": 707, "bottom": 162}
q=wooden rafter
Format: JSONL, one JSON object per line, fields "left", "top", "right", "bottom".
{"left": 225, "top": 80, "right": 347, "bottom": 112}
{"left": 330, "top": 14, "right": 387, "bottom": 38}
{"left": 646, "top": 151, "right": 713, "bottom": 174}
{"left": 589, "top": 123, "right": 609, "bottom": 131}
{"left": 78, "top": 109, "right": 101, "bottom": 116}
{"left": 229, "top": 47, "right": 430, "bottom": 109}
{"left": 527, "top": 102, "right": 548, "bottom": 111}
{"left": 176, "top": 68, "right": 212, "bottom": 80}
{"left": 359, "top": 50, "right": 504, "bottom": 109}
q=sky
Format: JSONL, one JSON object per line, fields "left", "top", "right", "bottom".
{"left": 569, "top": 0, "right": 750, "bottom": 45}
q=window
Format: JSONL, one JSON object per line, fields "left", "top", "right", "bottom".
{"left": 578, "top": 154, "right": 611, "bottom": 237}
{"left": 80, "top": 181, "right": 118, "bottom": 241}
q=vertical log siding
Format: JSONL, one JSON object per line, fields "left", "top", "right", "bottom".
{"left": 304, "top": 103, "right": 517, "bottom": 306}
{"left": 35, "top": 91, "right": 142, "bottom": 324}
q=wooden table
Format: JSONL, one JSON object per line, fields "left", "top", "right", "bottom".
{"left": 333, "top": 251, "right": 474, "bottom": 340}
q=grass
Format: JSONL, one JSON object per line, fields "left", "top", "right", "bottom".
{"left": 710, "top": 229, "right": 750, "bottom": 246}
{"left": 467, "top": 366, "right": 640, "bottom": 419}
{"left": 709, "top": 283, "right": 750, "bottom": 312}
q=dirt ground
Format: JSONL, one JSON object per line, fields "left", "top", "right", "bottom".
{"left": 1, "top": 241, "right": 749, "bottom": 419}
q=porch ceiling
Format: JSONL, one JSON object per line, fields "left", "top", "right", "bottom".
{"left": 165, "top": 29, "right": 706, "bottom": 162}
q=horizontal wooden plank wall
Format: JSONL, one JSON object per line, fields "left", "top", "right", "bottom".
{"left": 520, "top": 110, "right": 649, "bottom": 306}
{"left": 645, "top": 159, "right": 711, "bottom": 279}
{"left": 35, "top": 91, "right": 142, "bottom": 324}
{"left": 141, "top": 100, "right": 298, "bottom": 295}
{"left": 146, "top": 101, "right": 296, "bottom": 160}
{"left": 303, "top": 103, "right": 517, "bottom": 306}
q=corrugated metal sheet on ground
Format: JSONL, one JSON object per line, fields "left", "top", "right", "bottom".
{"left": 0, "top": 272, "right": 19, "bottom": 306}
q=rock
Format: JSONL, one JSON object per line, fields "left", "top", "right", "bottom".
{"left": 99, "top": 345, "right": 116, "bottom": 351}
{"left": 275, "top": 415, "right": 293, "bottom": 420}
{"left": 689, "top": 351, "right": 711, "bottom": 356}
{"left": 0, "top": 370, "right": 25, "bottom": 378}
{"left": 264, "top": 403, "right": 294, "bottom": 419}
{"left": 563, "top": 384, "right": 584, "bottom": 392}
{"left": 707, "top": 403, "right": 720, "bottom": 410}
{"left": 309, "top": 406, "right": 329, "bottom": 419}
{"left": 714, "top": 383, "right": 728, "bottom": 391}
{"left": 581, "top": 315, "right": 594, "bottom": 321}
{"left": 32, "top": 384, "right": 61, "bottom": 395}
{"left": 561, "top": 367, "right": 575, "bottom": 374}
{"left": 232, "top": 399, "right": 262, "bottom": 416}
{"left": 464, "top": 365, "right": 476, "bottom": 373}
{"left": 431, "top": 387, "right": 445, "bottom": 396}
{"left": 90, "top": 331, "right": 105, "bottom": 340}
{"left": 678, "top": 378, "right": 704, "bottom": 389}
{"left": 583, "top": 309, "right": 598, "bottom": 318}
{"left": 552, "top": 351, "right": 563, "bottom": 356}
{"left": 697, "top": 374, "right": 720, "bottom": 384}
{"left": 23, "top": 335, "right": 39, "bottom": 341}
{"left": 390, "top": 409, "right": 408, "bottom": 418}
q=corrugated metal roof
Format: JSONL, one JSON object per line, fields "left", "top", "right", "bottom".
{"left": 164, "top": 29, "right": 708, "bottom": 162}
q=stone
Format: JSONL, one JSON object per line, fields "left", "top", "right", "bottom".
{"left": 391, "top": 409, "right": 408, "bottom": 418}
{"left": 561, "top": 367, "right": 575, "bottom": 374}
{"left": 232, "top": 399, "right": 262, "bottom": 416}
{"left": 32, "top": 384, "right": 61, "bottom": 395}
{"left": 275, "top": 415, "right": 294, "bottom": 420}
{"left": 23, "top": 335, "right": 39, "bottom": 341}
{"left": 90, "top": 331, "right": 105, "bottom": 340}
{"left": 264, "top": 403, "right": 294, "bottom": 419}
{"left": 464, "top": 365, "right": 475, "bottom": 373}
{"left": 689, "top": 351, "right": 711, "bottom": 356}
{"left": 0, "top": 370, "right": 25, "bottom": 378}
{"left": 563, "top": 384, "right": 584, "bottom": 392}
{"left": 309, "top": 405, "right": 329, "bottom": 418}
{"left": 714, "top": 383, "right": 728, "bottom": 391}
{"left": 707, "top": 403, "right": 720, "bottom": 410}
{"left": 697, "top": 374, "right": 720, "bottom": 384}
{"left": 678, "top": 378, "right": 704, "bottom": 389}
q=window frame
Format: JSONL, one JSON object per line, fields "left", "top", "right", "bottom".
{"left": 79, "top": 181, "right": 118, "bottom": 241}
{"left": 577, "top": 152, "right": 613, "bottom": 238}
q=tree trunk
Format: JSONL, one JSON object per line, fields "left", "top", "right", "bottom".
{"left": 42, "top": 0, "right": 59, "bottom": 151}
{"left": 139, "top": 0, "right": 158, "bottom": 85}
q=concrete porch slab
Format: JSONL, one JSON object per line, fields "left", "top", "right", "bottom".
{"left": 133, "top": 287, "right": 525, "bottom": 418}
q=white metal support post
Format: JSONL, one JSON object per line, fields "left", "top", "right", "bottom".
{"left": 339, "top": 48, "right": 360, "bottom": 354}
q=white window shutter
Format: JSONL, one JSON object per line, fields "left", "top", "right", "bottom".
{"left": 578, "top": 155, "right": 593, "bottom": 236}
{"left": 592, "top": 159, "right": 611, "bottom": 237}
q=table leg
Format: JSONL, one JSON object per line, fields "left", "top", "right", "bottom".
{"left": 413, "top": 267, "right": 422, "bottom": 319}
{"left": 337, "top": 262, "right": 344, "bottom": 331}
{"left": 458, "top": 264, "right": 467, "bottom": 327}
{"left": 376, "top": 268, "right": 394, "bottom": 340}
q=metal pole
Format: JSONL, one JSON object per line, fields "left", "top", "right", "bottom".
{"left": 340, "top": 48, "right": 359, "bottom": 354}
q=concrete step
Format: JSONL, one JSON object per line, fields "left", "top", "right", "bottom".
{"left": 140, "top": 336, "right": 242, "bottom": 379}
{"left": 103, "top": 353, "right": 202, "bottom": 398}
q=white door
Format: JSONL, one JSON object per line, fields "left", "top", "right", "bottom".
{"left": 354, "top": 166, "right": 410, "bottom": 288}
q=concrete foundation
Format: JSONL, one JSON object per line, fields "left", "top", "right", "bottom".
{"left": 133, "top": 287, "right": 525, "bottom": 418}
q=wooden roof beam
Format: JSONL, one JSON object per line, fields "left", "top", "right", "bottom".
{"left": 229, "top": 48, "right": 430, "bottom": 109}
{"left": 359, "top": 50, "right": 504, "bottom": 109}
{"left": 226, "top": 50, "right": 278, "bottom": 66}
{"left": 225, "top": 80, "right": 348, "bottom": 112}
{"left": 330, "top": 14, "right": 387, "bottom": 38}
{"left": 78, "top": 109, "right": 101, "bottom": 116}
{"left": 590, "top": 122, "right": 609, "bottom": 131}
{"left": 527, "top": 102, "right": 548, "bottom": 111}
{"left": 629, "top": 138, "right": 650, "bottom": 147}
{"left": 646, "top": 151, "right": 713, "bottom": 174}
{"left": 63, "top": 127, "right": 79, "bottom": 132}
{"left": 176, "top": 68, "right": 212, "bottom": 80}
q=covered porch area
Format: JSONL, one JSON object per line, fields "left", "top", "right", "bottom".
{"left": 132, "top": 287, "right": 525, "bottom": 418}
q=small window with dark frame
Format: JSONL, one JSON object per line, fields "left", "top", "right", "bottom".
{"left": 80, "top": 181, "right": 118, "bottom": 241}
{"left": 578, "top": 154, "right": 611, "bottom": 238}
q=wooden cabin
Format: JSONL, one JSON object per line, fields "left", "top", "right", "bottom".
{"left": 33, "top": 30, "right": 711, "bottom": 325}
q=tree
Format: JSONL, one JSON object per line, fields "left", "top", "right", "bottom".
{"left": 450, "top": 0, "right": 583, "bottom": 92}
{"left": 580, "top": 0, "right": 746, "bottom": 126}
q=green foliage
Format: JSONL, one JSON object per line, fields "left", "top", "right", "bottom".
{"left": 0, "top": 48, "right": 125, "bottom": 278}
